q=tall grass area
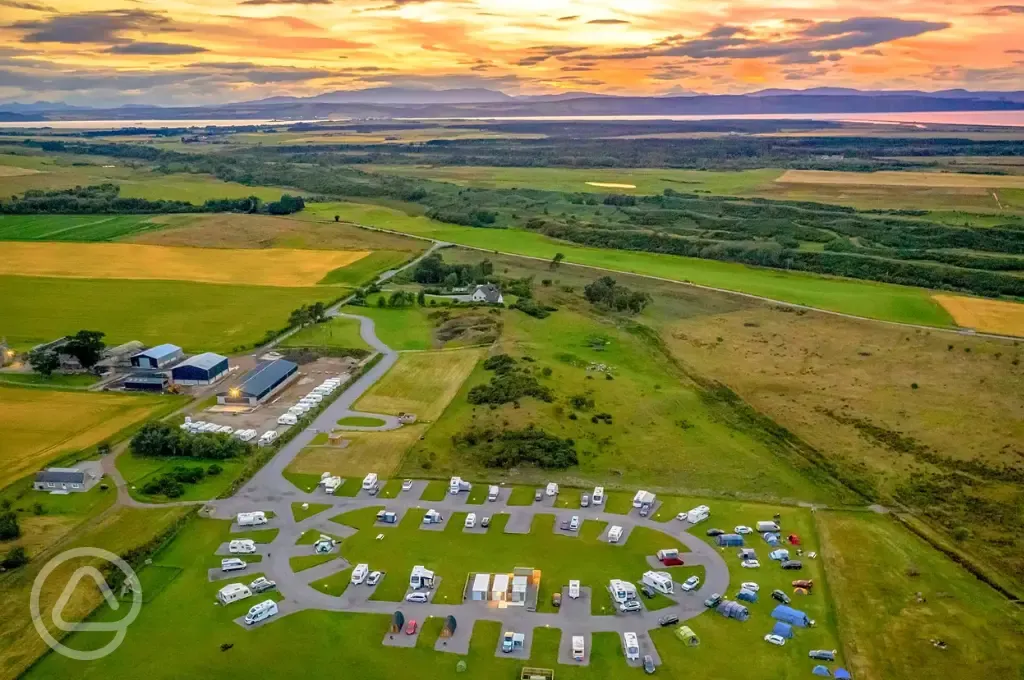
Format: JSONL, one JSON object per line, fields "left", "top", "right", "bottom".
{"left": 0, "top": 214, "right": 167, "bottom": 242}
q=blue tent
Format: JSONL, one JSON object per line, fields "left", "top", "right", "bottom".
{"left": 763, "top": 532, "right": 781, "bottom": 545}
{"left": 716, "top": 533, "right": 744, "bottom": 547}
{"left": 772, "top": 605, "right": 811, "bottom": 627}
{"left": 737, "top": 588, "right": 758, "bottom": 603}
{"left": 772, "top": 621, "right": 794, "bottom": 639}
{"left": 812, "top": 665, "right": 831, "bottom": 677}
{"left": 834, "top": 670, "right": 851, "bottom": 680}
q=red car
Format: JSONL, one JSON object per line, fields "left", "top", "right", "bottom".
{"left": 405, "top": 620, "right": 417, "bottom": 635}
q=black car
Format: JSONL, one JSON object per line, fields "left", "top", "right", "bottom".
{"left": 703, "top": 593, "right": 722, "bottom": 608}
{"left": 643, "top": 655, "right": 656, "bottom": 674}
{"left": 640, "top": 584, "right": 656, "bottom": 599}
{"left": 809, "top": 650, "right": 837, "bottom": 662}
{"left": 771, "top": 589, "right": 791, "bottom": 605}
{"left": 705, "top": 528, "right": 725, "bottom": 537}
{"left": 657, "top": 614, "right": 679, "bottom": 627}
{"left": 781, "top": 560, "right": 804, "bottom": 570}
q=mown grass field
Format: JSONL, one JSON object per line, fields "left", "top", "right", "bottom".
{"left": 0, "top": 372, "right": 98, "bottom": 388}
{"left": 288, "top": 425, "right": 429, "bottom": 480}
{"left": 816, "top": 511, "right": 1024, "bottom": 680}
{"left": 280, "top": 316, "right": 368, "bottom": 351}
{"left": 337, "top": 416, "right": 387, "bottom": 427}
{"left": 305, "top": 201, "right": 955, "bottom": 328}
{"left": 115, "top": 451, "right": 245, "bottom": 502}
{"left": 0, "top": 242, "right": 367, "bottom": 288}
{"left": 0, "top": 385, "right": 183, "bottom": 490}
{"left": 0, "top": 214, "right": 168, "bottom": 242}
{"left": 354, "top": 348, "right": 484, "bottom": 422}
{"left": 0, "top": 275, "right": 340, "bottom": 352}
{"left": 343, "top": 296, "right": 439, "bottom": 350}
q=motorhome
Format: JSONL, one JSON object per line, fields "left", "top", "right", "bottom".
{"left": 362, "top": 473, "right": 379, "bottom": 491}
{"left": 449, "top": 476, "right": 472, "bottom": 494}
{"left": 229, "top": 539, "right": 256, "bottom": 554}
{"left": 623, "top": 632, "right": 640, "bottom": 661}
{"left": 607, "top": 525, "right": 623, "bottom": 543}
{"left": 423, "top": 509, "right": 443, "bottom": 524}
{"left": 465, "top": 513, "right": 476, "bottom": 528}
{"left": 609, "top": 579, "right": 638, "bottom": 603}
{"left": 323, "top": 476, "right": 342, "bottom": 494}
{"left": 572, "top": 636, "right": 585, "bottom": 662}
{"left": 217, "top": 583, "right": 252, "bottom": 605}
{"left": 687, "top": 505, "right": 711, "bottom": 524}
{"left": 593, "top": 487, "right": 604, "bottom": 505}
{"left": 277, "top": 413, "right": 297, "bottom": 426}
{"left": 488, "top": 485, "right": 500, "bottom": 502}
{"left": 351, "top": 563, "right": 369, "bottom": 585}
{"left": 258, "top": 430, "right": 278, "bottom": 447}
{"left": 569, "top": 580, "right": 581, "bottom": 599}
{"left": 236, "top": 512, "right": 267, "bottom": 526}
{"left": 632, "top": 490, "right": 648, "bottom": 508}
{"left": 221, "top": 558, "right": 247, "bottom": 572}
{"left": 642, "top": 571, "right": 674, "bottom": 595}
{"left": 244, "top": 599, "right": 278, "bottom": 625}
{"left": 545, "top": 482, "right": 559, "bottom": 496}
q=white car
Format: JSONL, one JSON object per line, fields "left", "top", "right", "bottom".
{"left": 675, "top": 512, "right": 687, "bottom": 521}
{"left": 405, "top": 592, "right": 429, "bottom": 603}
{"left": 735, "top": 525, "right": 753, "bottom": 535}
{"left": 764, "top": 634, "right": 786, "bottom": 647}
{"left": 401, "top": 479, "right": 413, "bottom": 491}
{"left": 681, "top": 575, "right": 700, "bottom": 592}
{"left": 367, "top": 571, "right": 383, "bottom": 586}
{"left": 741, "top": 582, "right": 760, "bottom": 592}
{"left": 741, "top": 559, "right": 761, "bottom": 569}
{"left": 569, "top": 516, "right": 580, "bottom": 531}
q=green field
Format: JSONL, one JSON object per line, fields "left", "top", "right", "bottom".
{"left": 303, "top": 202, "right": 954, "bottom": 327}
{"left": 0, "top": 372, "right": 98, "bottom": 388}
{"left": 337, "top": 416, "right": 387, "bottom": 427}
{"left": 318, "top": 250, "right": 412, "bottom": 285}
{"left": 0, "top": 275, "right": 340, "bottom": 353}
{"left": 280, "top": 315, "right": 368, "bottom": 351}
{"left": 344, "top": 295, "right": 438, "bottom": 350}
{"left": 115, "top": 451, "right": 245, "bottom": 502}
{"left": 0, "top": 214, "right": 169, "bottom": 242}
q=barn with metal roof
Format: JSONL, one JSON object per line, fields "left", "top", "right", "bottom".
{"left": 218, "top": 358, "right": 298, "bottom": 406}
{"left": 130, "top": 343, "right": 183, "bottom": 369}
{"left": 171, "top": 352, "right": 229, "bottom": 386}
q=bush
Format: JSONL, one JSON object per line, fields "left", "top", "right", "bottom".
{"left": 455, "top": 426, "right": 578, "bottom": 469}
{"left": 131, "top": 421, "right": 251, "bottom": 460}
{"left": 207, "top": 464, "right": 223, "bottom": 476}
{"left": 1, "top": 546, "right": 28, "bottom": 570}
{"left": 0, "top": 511, "right": 20, "bottom": 541}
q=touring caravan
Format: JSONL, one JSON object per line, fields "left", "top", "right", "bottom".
{"left": 607, "top": 525, "right": 623, "bottom": 543}
{"left": 236, "top": 512, "right": 267, "bottom": 527}
{"left": 465, "top": 513, "right": 477, "bottom": 528}
{"left": 244, "top": 600, "right": 278, "bottom": 625}
{"left": 351, "top": 564, "right": 369, "bottom": 585}
{"left": 642, "top": 571, "right": 674, "bottom": 595}
{"left": 217, "top": 583, "right": 252, "bottom": 604}
{"left": 687, "top": 505, "right": 711, "bottom": 524}
{"left": 362, "top": 473, "right": 379, "bottom": 491}
{"left": 572, "top": 636, "right": 585, "bottom": 662}
{"left": 610, "top": 579, "right": 638, "bottom": 604}
{"left": 258, "top": 430, "right": 278, "bottom": 447}
{"left": 569, "top": 580, "right": 581, "bottom": 599}
{"left": 304, "top": 393, "right": 323, "bottom": 404}
{"left": 593, "top": 487, "right": 604, "bottom": 505}
{"left": 632, "top": 490, "right": 649, "bottom": 508}
{"left": 323, "top": 476, "right": 342, "bottom": 494}
{"left": 449, "top": 476, "right": 471, "bottom": 494}
{"left": 623, "top": 632, "right": 640, "bottom": 661}
{"left": 277, "top": 413, "right": 297, "bottom": 426}
{"left": 546, "top": 482, "right": 559, "bottom": 496}
{"left": 488, "top": 485, "right": 500, "bottom": 502}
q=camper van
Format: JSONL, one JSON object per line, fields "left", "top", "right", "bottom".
{"left": 593, "top": 487, "right": 604, "bottom": 505}
{"left": 244, "top": 600, "right": 278, "bottom": 625}
{"left": 757, "top": 521, "right": 781, "bottom": 533}
{"left": 221, "top": 558, "right": 247, "bottom": 572}
{"left": 228, "top": 539, "right": 256, "bottom": 554}
{"left": 423, "top": 509, "right": 443, "bottom": 524}
{"left": 607, "top": 525, "right": 623, "bottom": 543}
{"left": 632, "top": 490, "right": 648, "bottom": 508}
{"left": 623, "top": 632, "right": 640, "bottom": 661}
{"left": 572, "top": 636, "right": 585, "bottom": 662}
{"left": 323, "top": 476, "right": 342, "bottom": 494}
{"left": 351, "top": 563, "right": 369, "bottom": 585}
{"left": 449, "top": 476, "right": 471, "bottom": 494}
{"left": 236, "top": 512, "right": 267, "bottom": 527}
{"left": 362, "top": 473, "right": 379, "bottom": 491}
{"left": 258, "top": 430, "right": 278, "bottom": 447}
{"left": 217, "top": 583, "right": 252, "bottom": 605}
{"left": 642, "top": 571, "right": 674, "bottom": 595}
{"left": 569, "top": 580, "right": 581, "bottom": 599}
{"left": 546, "top": 482, "right": 559, "bottom": 496}
{"left": 277, "top": 413, "right": 297, "bottom": 426}
{"left": 687, "top": 505, "right": 711, "bottom": 524}
{"left": 465, "top": 513, "right": 477, "bottom": 528}
{"left": 488, "top": 485, "right": 500, "bottom": 502}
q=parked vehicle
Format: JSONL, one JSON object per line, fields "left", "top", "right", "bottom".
{"left": 569, "top": 580, "right": 580, "bottom": 599}
{"left": 581, "top": 493, "right": 590, "bottom": 507}
{"left": 545, "top": 482, "right": 558, "bottom": 496}
{"left": 257, "top": 430, "right": 278, "bottom": 447}
{"left": 569, "top": 516, "right": 580, "bottom": 531}
{"left": 250, "top": 577, "right": 277, "bottom": 593}
{"left": 735, "top": 525, "right": 753, "bottom": 535}
{"left": 362, "top": 473, "right": 378, "bottom": 491}
{"left": 676, "top": 513, "right": 687, "bottom": 521}
{"left": 228, "top": 539, "right": 256, "bottom": 554}
{"left": 771, "top": 589, "right": 791, "bottom": 605}
{"left": 592, "top": 487, "right": 604, "bottom": 505}
{"left": 216, "top": 583, "right": 251, "bottom": 605}
{"left": 405, "top": 592, "right": 428, "bottom": 603}
{"left": 488, "top": 485, "right": 500, "bottom": 501}
{"left": 781, "top": 560, "right": 804, "bottom": 570}
{"left": 367, "top": 571, "right": 382, "bottom": 586}
{"left": 741, "top": 559, "right": 761, "bottom": 569}
{"left": 681, "top": 575, "right": 700, "bottom": 592}
{"left": 623, "top": 632, "right": 640, "bottom": 661}
{"left": 552, "top": 592, "right": 562, "bottom": 608}
{"left": 809, "top": 650, "right": 837, "bottom": 662}
{"left": 351, "top": 563, "right": 369, "bottom": 585}
{"left": 620, "top": 600, "right": 642, "bottom": 613}
{"left": 243, "top": 600, "right": 278, "bottom": 625}
{"left": 481, "top": 516, "right": 490, "bottom": 528}
{"left": 376, "top": 510, "right": 397, "bottom": 524}
{"left": 534, "top": 489, "right": 543, "bottom": 502}
{"left": 764, "top": 634, "right": 786, "bottom": 647}
{"left": 705, "top": 528, "right": 725, "bottom": 537}
{"left": 704, "top": 593, "right": 722, "bottom": 608}
{"left": 643, "top": 655, "right": 656, "bottom": 674}
{"left": 607, "top": 526, "right": 623, "bottom": 543}
{"left": 757, "top": 521, "right": 781, "bottom": 533}
{"left": 572, "top": 636, "right": 585, "bottom": 662}
{"left": 236, "top": 512, "right": 267, "bottom": 527}
{"left": 560, "top": 518, "right": 570, "bottom": 530}
{"left": 641, "top": 584, "right": 656, "bottom": 599}
{"left": 686, "top": 505, "right": 710, "bottom": 524}
{"left": 405, "top": 620, "right": 417, "bottom": 635}
{"left": 639, "top": 502, "right": 652, "bottom": 518}
{"left": 464, "top": 513, "right": 476, "bottom": 529}
{"left": 277, "top": 413, "right": 297, "bottom": 426}
{"left": 221, "top": 558, "right": 247, "bottom": 572}
{"left": 741, "top": 582, "right": 759, "bottom": 592}
{"left": 401, "top": 479, "right": 413, "bottom": 491}
{"left": 658, "top": 614, "right": 679, "bottom": 627}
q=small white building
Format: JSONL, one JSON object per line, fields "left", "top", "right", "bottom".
{"left": 491, "top": 573, "right": 510, "bottom": 601}
{"left": 410, "top": 565, "right": 435, "bottom": 589}
{"left": 642, "top": 571, "right": 674, "bottom": 595}
{"left": 511, "top": 575, "right": 528, "bottom": 603}
{"left": 471, "top": 573, "right": 490, "bottom": 601}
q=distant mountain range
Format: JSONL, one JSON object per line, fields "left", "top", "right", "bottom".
{"left": 2, "top": 87, "right": 1023, "bottom": 122}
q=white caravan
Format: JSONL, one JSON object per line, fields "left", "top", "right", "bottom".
{"left": 277, "top": 413, "right": 297, "bottom": 426}
{"left": 217, "top": 583, "right": 252, "bottom": 605}
{"left": 465, "top": 513, "right": 476, "bottom": 528}
{"left": 488, "top": 485, "right": 500, "bottom": 502}
{"left": 228, "top": 539, "right": 256, "bottom": 554}
{"left": 351, "top": 563, "right": 369, "bottom": 585}
{"left": 687, "top": 505, "right": 711, "bottom": 524}
{"left": 641, "top": 571, "right": 674, "bottom": 595}
{"left": 593, "top": 487, "right": 604, "bottom": 505}
{"left": 545, "top": 482, "right": 559, "bottom": 496}
{"left": 623, "top": 632, "right": 640, "bottom": 661}
{"left": 569, "top": 580, "right": 581, "bottom": 599}
{"left": 258, "top": 430, "right": 279, "bottom": 447}
{"left": 572, "top": 636, "right": 585, "bottom": 662}
{"left": 607, "top": 525, "right": 623, "bottom": 543}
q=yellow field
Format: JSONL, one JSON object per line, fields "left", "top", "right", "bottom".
{"left": 934, "top": 294, "right": 1024, "bottom": 336}
{"left": 586, "top": 181, "right": 637, "bottom": 189}
{"left": 290, "top": 424, "right": 428, "bottom": 478}
{"left": 0, "top": 386, "right": 171, "bottom": 489}
{"left": 0, "top": 242, "right": 370, "bottom": 287}
{"left": 354, "top": 348, "right": 484, "bottom": 421}
{"left": 0, "top": 165, "right": 39, "bottom": 177}
{"left": 776, "top": 169, "right": 1024, "bottom": 188}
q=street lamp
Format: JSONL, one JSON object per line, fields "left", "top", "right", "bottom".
{"left": 229, "top": 387, "right": 240, "bottom": 398}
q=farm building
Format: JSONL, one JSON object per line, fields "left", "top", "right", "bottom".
{"left": 491, "top": 574, "right": 510, "bottom": 601}
{"left": 96, "top": 340, "right": 144, "bottom": 371}
{"left": 122, "top": 373, "right": 169, "bottom": 392}
{"left": 33, "top": 463, "right": 101, "bottom": 494}
{"left": 218, "top": 358, "right": 298, "bottom": 406}
{"left": 171, "top": 352, "right": 229, "bottom": 386}
{"left": 131, "top": 343, "right": 184, "bottom": 369}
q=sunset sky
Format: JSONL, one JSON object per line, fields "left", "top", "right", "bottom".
{"left": 1, "top": 1, "right": 1022, "bottom": 105}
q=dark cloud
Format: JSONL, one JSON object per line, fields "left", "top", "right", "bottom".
{"left": 587, "top": 19, "right": 630, "bottom": 25}
{"left": 0, "top": 0, "right": 54, "bottom": 10}
{"left": 105, "top": 42, "right": 208, "bottom": 55}
{"left": 10, "top": 9, "right": 178, "bottom": 44}
{"left": 1006, "top": 49, "right": 1024, "bottom": 54}
{"left": 568, "top": 16, "right": 950, "bottom": 62}
{"left": 705, "top": 25, "right": 745, "bottom": 39}
{"left": 861, "top": 48, "right": 884, "bottom": 56}
{"left": 239, "top": 0, "right": 332, "bottom": 4}
{"left": 560, "top": 66, "right": 593, "bottom": 72}
{"left": 778, "top": 52, "right": 824, "bottom": 64}
{"left": 557, "top": 15, "right": 578, "bottom": 22}
{"left": 516, "top": 45, "right": 583, "bottom": 67}
{"left": 978, "top": 5, "right": 1024, "bottom": 14}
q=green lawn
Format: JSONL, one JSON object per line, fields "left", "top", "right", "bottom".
{"left": 291, "top": 502, "right": 331, "bottom": 522}
{"left": 116, "top": 452, "right": 244, "bottom": 502}
{"left": 344, "top": 296, "right": 436, "bottom": 350}
{"left": 337, "top": 416, "right": 387, "bottom": 427}
{"left": 231, "top": 528, "right": 279, "bottom": 544}
{"left": 280, "top": 315, "right": 369, "bottom": 351}
{"left": 507, "top": 486, "right": 537, "bottom": 506}
{"left": 307, "top": 201, "right": 954, "bottom": 327}
{"left": 319, "top": 250, "right": 412, "bottom": 285}
{"left": 309, "top": 567, "right": 353, "bottom": 596}
{"left": 0, "top": 275, "right": 340, "bottom": 353}
{"left": 377, "top": 478, "right": 404, "bottom": 499}
{"left": 419, "top": 480, "right": 449, "bottom": 501}
{"left": 290, "top": 553, "right": 339, "bottom": 573}
{"left": 0, "top": 214, "right": 167, "bottom": 242}
{"left": 0, "top": 372, "right": 98, "bottom": 388}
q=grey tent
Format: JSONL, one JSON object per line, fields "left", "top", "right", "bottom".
{"left": 772, "top": 621, "right": 794, "bottom": 639}
{"left": 716, "top": 600, "right": 750, "bottom": 621}
{"left": 716, "top": 533, "right": 744, "bottom": 547}
{"left": 812, "top": 666, "right": 831, "bottom": 677}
